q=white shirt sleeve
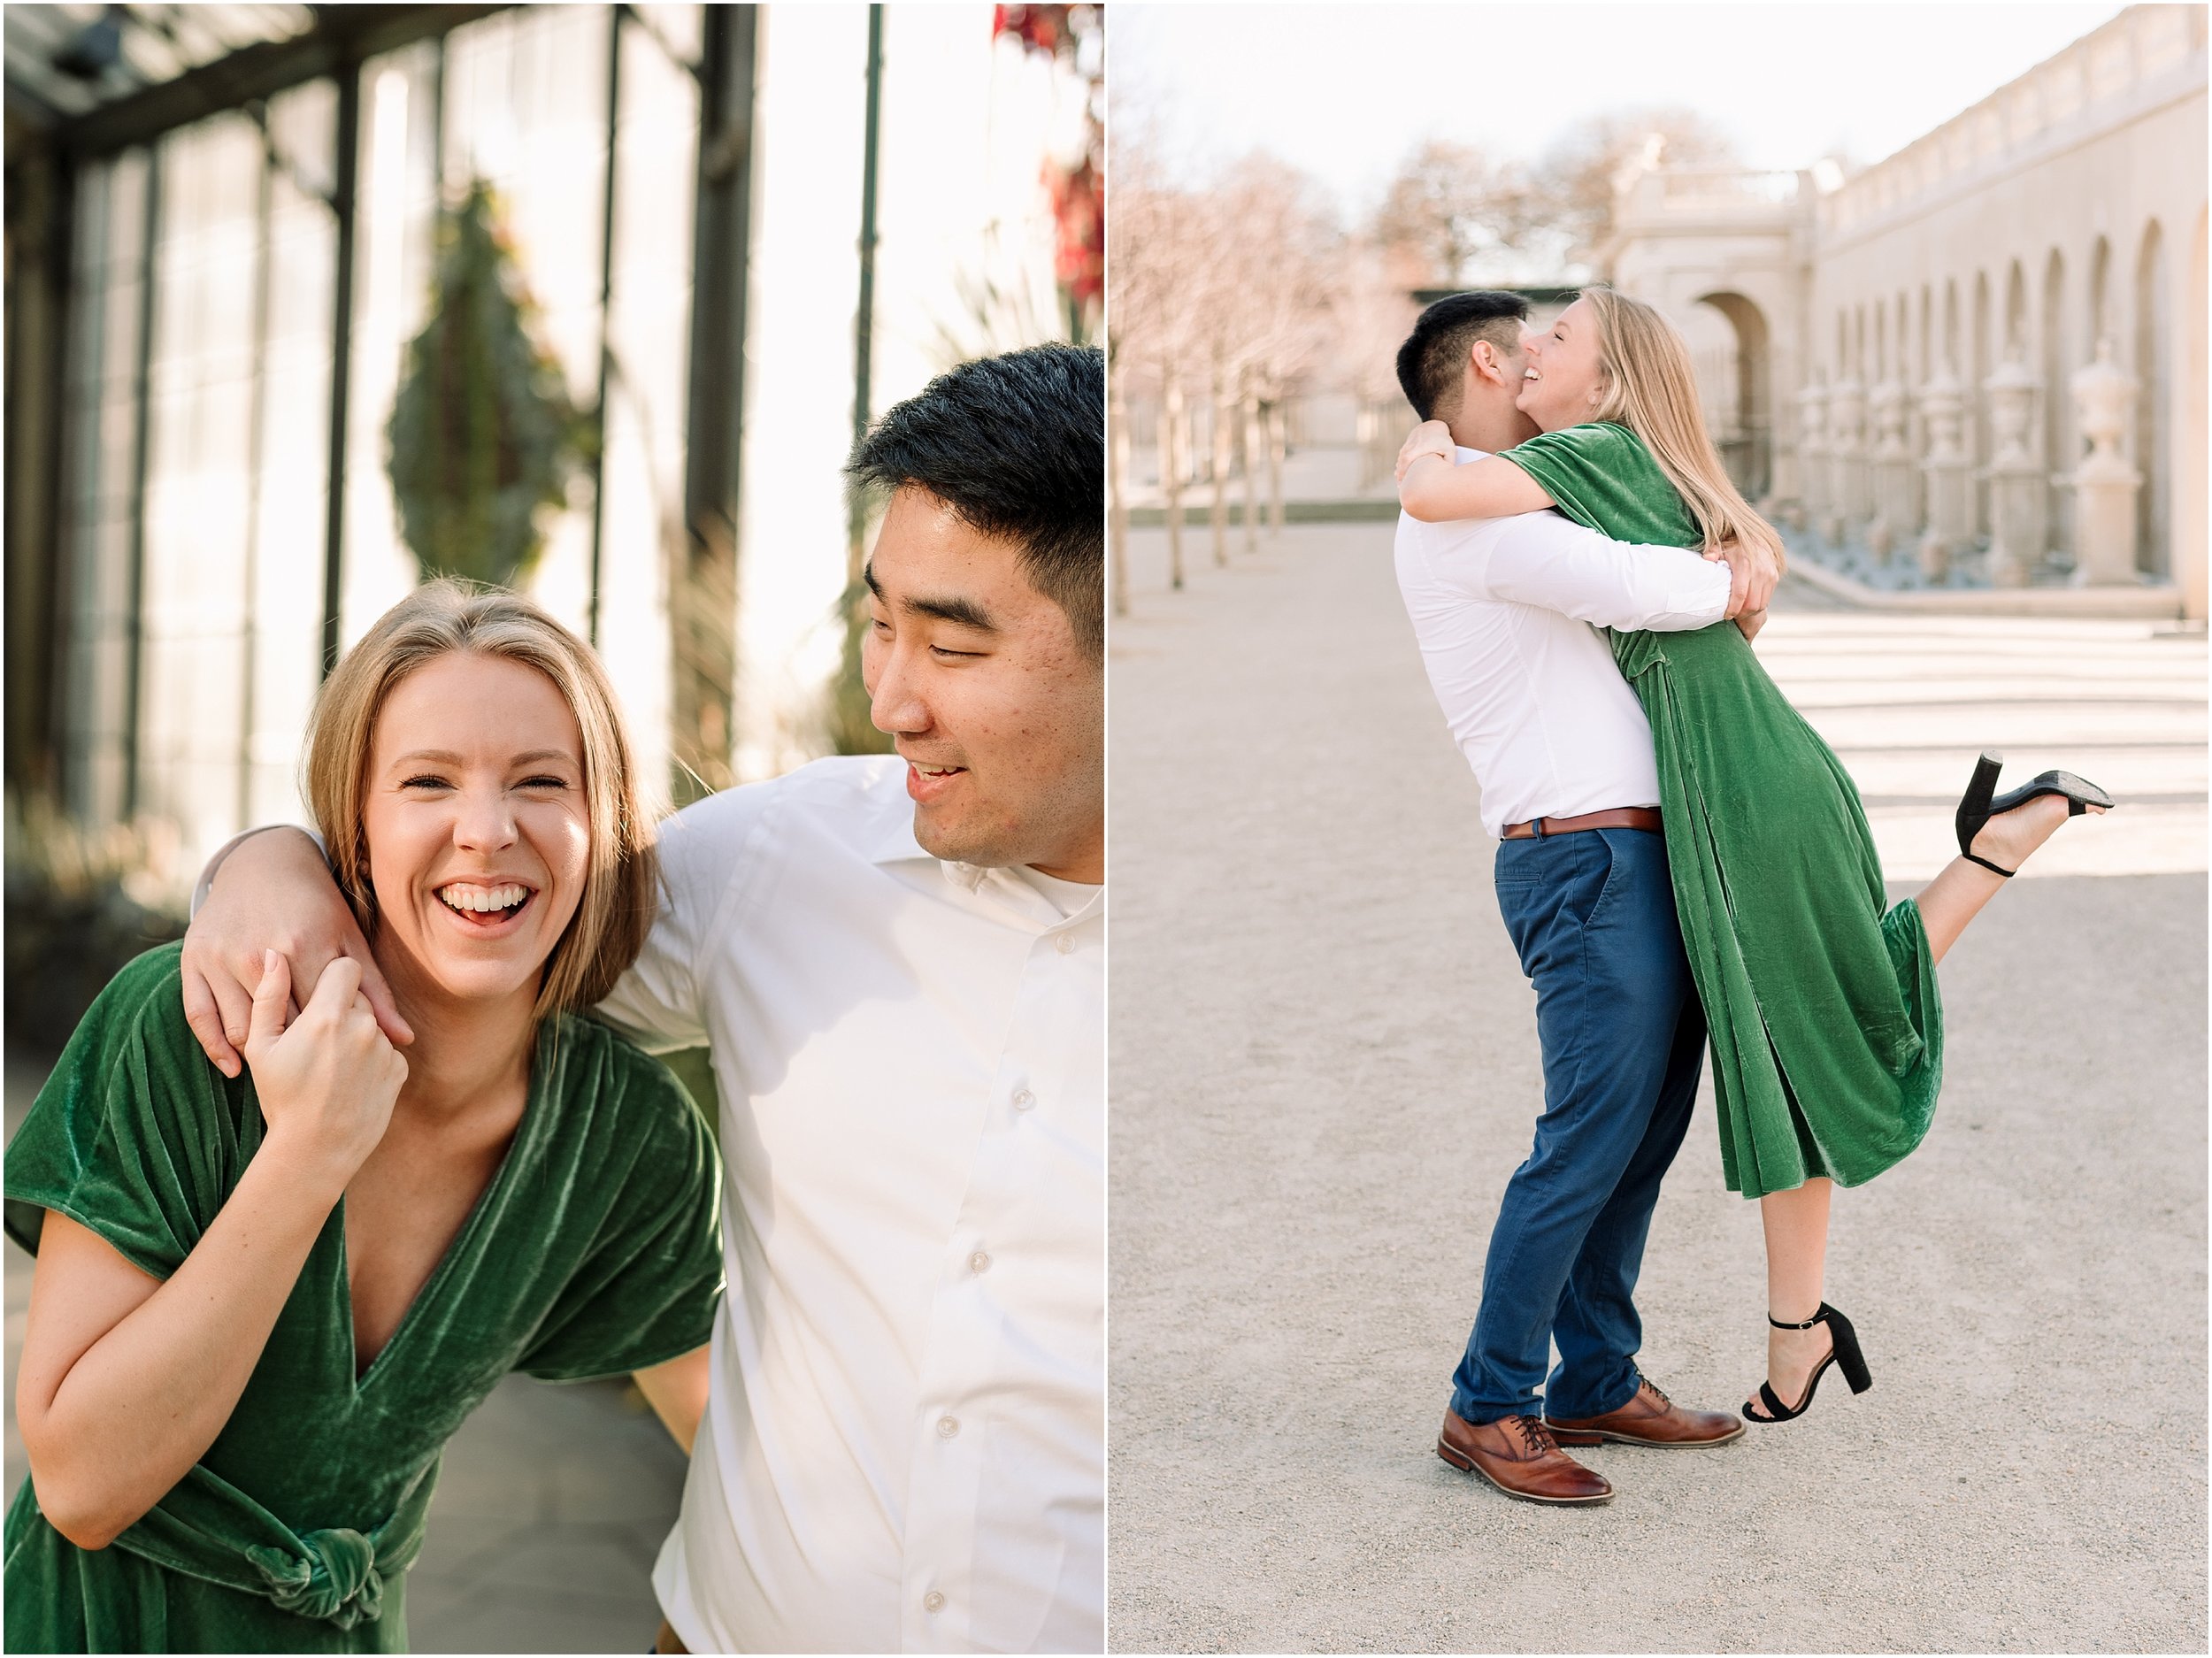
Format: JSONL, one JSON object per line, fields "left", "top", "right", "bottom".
{"left": 1479, "top": 510, "right": 1733, "bottom": 633}
{"left": 593, "top": 782, "right": 772, "bottom": 1053}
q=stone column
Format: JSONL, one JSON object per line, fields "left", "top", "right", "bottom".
{"left": 1793, "top": 377, "right": 1829, "bottom": 534}
{"left": 1917, "top": 364, "right": 1972, "bottom": 582}
{"left": 1867, "top": 375, "right": 1912, "bottom": 564}
{"left": 1828, "top": 375, "right": 1867, "bottom": 543}
{"left": 2064, "top": 338, "right": 2144, "bottom": 586}
{"left": 1983, "top": 348, "right": 2046, "bottom": 587}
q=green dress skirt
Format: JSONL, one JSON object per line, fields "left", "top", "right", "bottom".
{"left": 1501, "top": 422, "right": 1941, "bottom": 1201}
{"left": 4, "top": 944, "right": 726, "bottom": 1652}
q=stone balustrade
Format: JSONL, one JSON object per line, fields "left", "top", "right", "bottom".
{"left": 1820, "top": 5, "right": 2204, "bottom": 240}
{"left": 1794, "top": 337, "right": 2147, "bottom": 590}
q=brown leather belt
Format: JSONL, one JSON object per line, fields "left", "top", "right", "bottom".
{"left": 1500, "top": 807, "right": 1663, "bottom": 840}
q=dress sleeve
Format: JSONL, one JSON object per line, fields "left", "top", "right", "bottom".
{"left": 1499, "top": 423, "right": 1699, "bottom": 548}
{"left": 515, "top": 1045, "right": 725, "bottom": 1381}
{"left": 3, "top": 944, "right": 245, "bottom": 1280}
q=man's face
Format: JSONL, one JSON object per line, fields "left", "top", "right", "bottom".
{"left": 862, "top": 487, "right": 1104, "bottom": 881}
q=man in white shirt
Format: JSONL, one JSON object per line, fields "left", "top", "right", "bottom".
{"left": 1389, "top": 293, "right": 1777, "bottom": 1508}
{"left": 178, "top": 346, "right": 1103, "bottom": 1652}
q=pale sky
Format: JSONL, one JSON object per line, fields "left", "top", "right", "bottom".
{"left": 1112, "top": 2, "right": 2131, "bottom": 219}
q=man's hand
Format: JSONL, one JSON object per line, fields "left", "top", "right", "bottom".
{"left": 1394, "top": 420, "right": 1455, "bottom": 483}
{"left": 181, "top": 828, "right": 411, "bottom": 1079}
{"left": 1703, "top": 534, "right": 1780, "bottom": 619}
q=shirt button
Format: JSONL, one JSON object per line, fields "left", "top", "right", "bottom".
{"left": 936, "top": 1415, "right": 960, "bottom": 1439}
{"left": 1012, "top": 1088, "right": 1035, "bottom": 1111}
{"left": 1055, "top": 933, "right": 1075, "bottom": 955}
{"left": 924, "top": 1591, "right": 946, "bottom": 1613}
{"left": 968, "top": 1249, "right": 991, "bottom": 1274}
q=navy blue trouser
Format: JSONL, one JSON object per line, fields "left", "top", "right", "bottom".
{"left": 1449, "top": 826, "right": 1707, "bottom": 1426}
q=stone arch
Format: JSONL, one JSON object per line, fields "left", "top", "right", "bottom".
{"left": 2089, "top": 234, "right": 2113, "bottom": 347}
{"left": 1692, "top": 289, "right": 1773, "bottom": 498}
{"left": 2185, "top": 205, "right": 2207, "bottom": 618}
{"left": 1972, "top": 270, "right": 1993, "bottom": 536}
{"left": 2005, "top": 258, "right": 2029, "bottom": 353}
{"left": 2042, "top": 248, "right": 2070, "bottom": 556}
{"left": 2136, "top": 219, "right": 2169, "bottom": 576}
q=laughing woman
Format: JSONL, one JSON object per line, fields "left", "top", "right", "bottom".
{"left": 5, "top": 582, "right": 722, "bottom": 1652}
{"left": 1396, "top": 288, "right": 2111, "bottom": 1427}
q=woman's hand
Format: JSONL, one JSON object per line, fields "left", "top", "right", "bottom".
{"left": 242, "top": 952, "right": 408, "bottom": 1192}
{"left": 1394, "top": 420, "right": 1456, "bottom": 482}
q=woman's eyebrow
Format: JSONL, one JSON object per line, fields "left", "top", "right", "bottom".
{"left": 390, "top": 748, "right": 577, "bottom": 766}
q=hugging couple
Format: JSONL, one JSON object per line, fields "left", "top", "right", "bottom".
{"left": 1390, "top": 288, "right": 2112, "bottom": 1504}
{"left": 4, "top": 345, "right": 1105, "bottom": 1652}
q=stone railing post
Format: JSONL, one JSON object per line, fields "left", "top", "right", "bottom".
{"left": 1983, "top": 349, "right": 2046, "bottom": 587}
{"left": 1867, "top": 375, "right": 1913, "bottom": 563}
{"left": 1917, "top": 364, "right": 1972, "bottom": 581}
{"left": 2063, "top": 337, "right": 2143, "bottom": 586}
{"left": 1828, "top": 375, "right": 1867, "bottom": 544}
{"left": 1793, "top": 378, "right": 1830, "bottom": 534}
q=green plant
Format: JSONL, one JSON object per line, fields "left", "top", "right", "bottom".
{"left": 385, "top": 180, "right": 593, "bottom": 588}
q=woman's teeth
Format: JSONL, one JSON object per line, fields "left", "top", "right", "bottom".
{"left": 439, "top": 882, "right": 529, "bottom": 914}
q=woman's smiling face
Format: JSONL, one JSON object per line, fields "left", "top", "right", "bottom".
{"left": 1516, "top": 296, "right": 1608, "bottom": 432}
{"left": 361, "top": 651, "right": 591, "bottom": 1009}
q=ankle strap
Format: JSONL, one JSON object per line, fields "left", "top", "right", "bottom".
{"left": 1768, "top": 1307, "right": 1824, "bottom": 1330}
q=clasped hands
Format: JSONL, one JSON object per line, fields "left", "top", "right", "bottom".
{"left": 1394, "top": 418, "right": 1776, "bottom": 633}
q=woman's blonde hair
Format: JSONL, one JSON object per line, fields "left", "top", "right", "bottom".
{"left": 1579, "top": 285, "right": 1787, "bottom": 576}
{"left": 302, "top": 579, "right": 657, "bottom": 1020}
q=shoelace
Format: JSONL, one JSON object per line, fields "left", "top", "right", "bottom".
{"left": 1638, "top": 1373, "right": 1671, "bottom": 1407}
{"left": 1512, "top": 1416, "right": 1558, "bottom": 1457}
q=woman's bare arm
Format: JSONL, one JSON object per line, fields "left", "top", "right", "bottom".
{"left": 634, "top": 1347, "right": 712, "bottom": 1455}
{"left": 1393, "top": 423, "right": 1557, "bottom": 523}
{"left": 14, "top": 956, "right": 405, "bottom": 1549}
{"left": 1399, "top": 454, "right": 1558, "bottom": 522}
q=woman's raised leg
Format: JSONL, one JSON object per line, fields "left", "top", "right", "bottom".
{"left": 1916, "top": 794, "right": 2105, "bottom": 964}
{"left": 1753, "top": 1176, "right": 1833, "bottom": 1412}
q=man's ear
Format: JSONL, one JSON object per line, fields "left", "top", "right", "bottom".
{"left": 1469, "top": 341, "right": 1505, "bottom": 388}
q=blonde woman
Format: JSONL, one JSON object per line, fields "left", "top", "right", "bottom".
{"left": 1396, "top": 288, "right": 2110, "bottom": 1427}
{"left": 6, "top": 581, "right": 722, "bottom": 1651}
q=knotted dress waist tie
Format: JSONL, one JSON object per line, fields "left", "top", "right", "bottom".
{"left": 106, "top": 1459, "right": 437, "bottom": 1631}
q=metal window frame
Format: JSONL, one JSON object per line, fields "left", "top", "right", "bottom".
{"left": 12, "top": 2, "right": 757, "bottom": 820}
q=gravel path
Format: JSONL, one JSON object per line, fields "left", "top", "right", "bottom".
{"left": 1106, "top": 521, "right": 2208, "bottom": 1654}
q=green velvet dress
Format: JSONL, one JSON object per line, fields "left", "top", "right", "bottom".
{"left": 3, "top": 944, "right": 725, "bottom": 1653}
{"left": 1501, "top": 422, "right": 1942, "bottom": 1200}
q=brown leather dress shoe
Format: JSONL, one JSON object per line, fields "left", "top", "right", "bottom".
{"left": 1545, "top": 1375, "right": 1745, "bottom": 1447}
{"left": 1436, "top": 1409, "right": 1614, "bottom": 1505}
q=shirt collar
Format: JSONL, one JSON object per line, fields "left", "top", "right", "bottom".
{"left": 866, "top": 803, "right": 1102, "bottom": 927}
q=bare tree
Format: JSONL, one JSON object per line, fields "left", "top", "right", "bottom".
{"left": 1371, "top": 138, "right": 1533, "bottom": 288}
{"left": 1106, "top": 127, "right": 1209, "bottom": 597}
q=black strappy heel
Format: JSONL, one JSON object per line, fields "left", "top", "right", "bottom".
{"left": 1744, "top": 1303, "right": 1873, "bottom": 1424}
{"left": 1954, "top": 751, "right": 2116, "bottom": 877}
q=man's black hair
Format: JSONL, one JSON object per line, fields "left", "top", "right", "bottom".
{"left": 848, "top": 342, "right": 1103, "bottom": 659}
{"left": 1394, "top": 290, "right": 1532, "bottom": 423}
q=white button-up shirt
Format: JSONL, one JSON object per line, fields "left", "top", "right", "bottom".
{"left": 1393, "top": 446, "right": 1733, "bottom": 839}
{"left": 595, "top": 755, "right": 1103, "bottom": 1654}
